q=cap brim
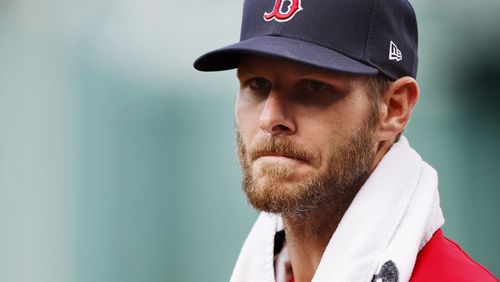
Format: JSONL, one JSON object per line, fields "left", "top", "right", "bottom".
{"left": 194, "top": 35, "right": 378, "bottom": 76}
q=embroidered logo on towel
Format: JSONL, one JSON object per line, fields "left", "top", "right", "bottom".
{"left": 371, "top": 260, "right": 399, "bottom": 282}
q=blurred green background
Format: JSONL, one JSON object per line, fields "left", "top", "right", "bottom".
{"left": 0, "top": 0, "right": 499, "bottom": 281}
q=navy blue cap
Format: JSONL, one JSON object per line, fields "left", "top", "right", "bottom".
{"left": 194, "top": 0, "right": 418, "bottom": 80}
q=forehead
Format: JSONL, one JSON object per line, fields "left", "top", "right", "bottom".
{"left": 237, "top": 54, "right": 369, "bottom": 88}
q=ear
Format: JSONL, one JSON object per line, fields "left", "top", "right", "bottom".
{"left": 376, "top": 76, "right": 419, "bottom": 141}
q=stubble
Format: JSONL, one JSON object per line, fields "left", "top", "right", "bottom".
{"left": 237, "top": 110, "right": 378, "bottom": 218}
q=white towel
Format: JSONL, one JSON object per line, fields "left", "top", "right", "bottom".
{"left": 230, "top": 136, "right": 445, "bottom": 282}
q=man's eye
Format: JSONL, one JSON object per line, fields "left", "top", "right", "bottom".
{"left": 307, "top": 80, "right": 328, "bottom": 92}
{"left": 249, "top": 78, "right": 271, "bottom": 90}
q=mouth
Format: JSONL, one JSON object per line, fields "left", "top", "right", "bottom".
{"left": 253, "top": 152, "right": 308, "bottom": 163}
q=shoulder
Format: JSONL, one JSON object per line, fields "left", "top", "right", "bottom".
{"left": 410, "top": 229, "right": 498, "bottom": 282}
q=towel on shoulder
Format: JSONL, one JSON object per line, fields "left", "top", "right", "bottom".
{"left": 230, "top": 137, "right": 498, "bottom": 282}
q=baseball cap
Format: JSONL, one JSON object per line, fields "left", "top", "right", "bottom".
{"left": 193, "top": 0, "right": 418, "bottom": 80}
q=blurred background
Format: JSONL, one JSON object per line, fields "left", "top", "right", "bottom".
{"left": 0, "top": 0, "right": 499, "bottom": 281}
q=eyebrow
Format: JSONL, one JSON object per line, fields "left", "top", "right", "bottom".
{"left": 237, "top": 58, "right": 255, "bottom": 71}
{"left": 237, "top": 59, "right": 362, "bottom": 92}
{"left": 302, "top": 72, "right": 358, "bottom": 91}
{"left": 236, "top": 63, "right": 258, "bottom": 80}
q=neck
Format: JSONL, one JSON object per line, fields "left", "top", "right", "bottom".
{"left": 281, "top": 186, "right": 358, "bottom": 282}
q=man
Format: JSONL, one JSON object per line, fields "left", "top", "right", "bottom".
{"left": 194, "top": 0, "right": 498, "bottom": 281}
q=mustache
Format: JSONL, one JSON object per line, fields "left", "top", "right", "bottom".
{"left": 249, "top": 136, "right": 313, "bottom": 162}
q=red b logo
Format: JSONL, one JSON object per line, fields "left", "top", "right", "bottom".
{"left": 263, "top": 0, "right": 303, "bottom": 22}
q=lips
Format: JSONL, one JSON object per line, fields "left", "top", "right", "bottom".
{"left": 252, "top": 151, "right": 307, "bottom": 163}
{"left": 247, "top": 136, "right": 313, "bottom": 164}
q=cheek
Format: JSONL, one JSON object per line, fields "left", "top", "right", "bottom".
{"left": 235, "top": 93, "right": 262, "bottom": 138}
{"left": 319, "top": 95, "right": 370, "bottom": 131}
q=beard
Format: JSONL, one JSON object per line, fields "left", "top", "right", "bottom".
{"left": 237, "top": 111, "right": 378, "bottom": 218}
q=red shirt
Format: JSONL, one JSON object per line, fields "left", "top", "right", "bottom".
{"left": 290, "top": 229, "right": 497, "bottom": 282}
{"left": 410, "top": 229, "right": 498, "bottom": 281}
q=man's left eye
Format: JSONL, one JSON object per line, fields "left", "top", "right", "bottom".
{"left": 307, "top": 80, "right": 328, "bottom": 92}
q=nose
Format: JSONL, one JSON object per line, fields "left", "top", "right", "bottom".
{"left": 259, "top": 90, "right": 296, "bottom": 136}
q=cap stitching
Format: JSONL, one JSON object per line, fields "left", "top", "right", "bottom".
{"left": 363, "top": 0, "right": 376, "bottom": 61}
{"left": 404, "top": 0, "right": 419, "bottom": 77}
{"left": 364, "top": 0, "right": 397, "bottom": 80}
{"left": 363, "top": 0, "right": 391, "bottom": 78}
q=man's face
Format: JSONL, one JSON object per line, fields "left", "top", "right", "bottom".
{"left": 236, "top": 55, "right": 380, "bottom": 216}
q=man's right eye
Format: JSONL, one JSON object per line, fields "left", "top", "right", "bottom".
{"left": 249, "top": 78, "right": 271, "bottom": 90}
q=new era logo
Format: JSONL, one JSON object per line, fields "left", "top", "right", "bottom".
{"left": 389, "top": 41, "right": 402, "bottom": 62}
